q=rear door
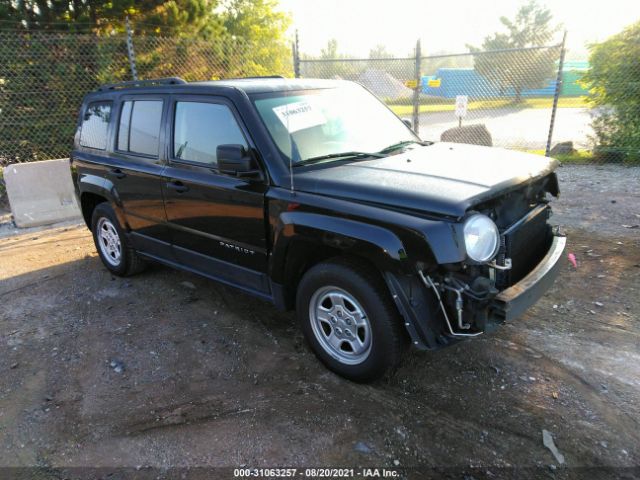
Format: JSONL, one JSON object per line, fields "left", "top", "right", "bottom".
{"left": 162, "top": 95, "right": 270, "bottom": 296}
{"left": 109, "top": 95, "right": 171, "bottom": 258}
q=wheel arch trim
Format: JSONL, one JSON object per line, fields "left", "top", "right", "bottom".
{"left": 77, "top": 173, "right": 127, "bottom": 229}
{"left": 270, "top": 211, "right": 410, "bottom": 284}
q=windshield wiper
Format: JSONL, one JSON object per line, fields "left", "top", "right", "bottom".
{"left": 294, "top": 151, "right": 385, "bottom": 167}
{"left": 378, "top": 140, "right": 431, "bottom": 154}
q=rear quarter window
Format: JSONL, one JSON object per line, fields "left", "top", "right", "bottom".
{"left": 79, "top": 102, "right": 112, "bottom": 150}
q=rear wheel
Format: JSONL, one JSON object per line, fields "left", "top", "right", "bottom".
{"left": 296, "top": 258, "right": 406, "bottom": 382}
{"left": 91, "top": 203, "right": 146, "bottom": 276}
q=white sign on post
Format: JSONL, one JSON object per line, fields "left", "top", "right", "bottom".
{"left": 455, "top": 95, "right": 468, "bottom": 118}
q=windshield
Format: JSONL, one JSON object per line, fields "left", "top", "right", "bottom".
{"left": 252, "top": 84, "right": 418, "bottom": 165}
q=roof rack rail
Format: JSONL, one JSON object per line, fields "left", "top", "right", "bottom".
{"left": 224, "top": 75, "right": 286, "bottom": 80}
{"left": 97, "top": 77, "right": 187, "bottom": 92}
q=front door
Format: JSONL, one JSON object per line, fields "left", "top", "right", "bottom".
{"left": 162, "top": 96, "right": 269, "bottom": 295}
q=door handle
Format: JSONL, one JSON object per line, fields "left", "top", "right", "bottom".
{"left": 166, "top": 180, "right": 189, "bottom": 193}
{"left": 109, "top": 168, "right": 126, "bottom": 179}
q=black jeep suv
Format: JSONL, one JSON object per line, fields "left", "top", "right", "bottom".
{"left": 72, "top": 76, "right": 565, "bottom": 381}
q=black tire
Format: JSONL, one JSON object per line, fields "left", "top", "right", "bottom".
{"left": 91, "top": 203, "right": 146, "bottom": 276}
{"left": 296, "top": 257, "right": 406, "bottom": 382}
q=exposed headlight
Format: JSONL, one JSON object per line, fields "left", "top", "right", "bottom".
{"left": 463, "top": 214, "right": 500, "bottom": 263}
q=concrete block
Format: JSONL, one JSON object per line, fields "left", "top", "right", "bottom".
{"left": 4, "top": 158, "right": 81, "bottom": 228}
{"left": 440, "top": 124, "right": 493, "bottom": 147}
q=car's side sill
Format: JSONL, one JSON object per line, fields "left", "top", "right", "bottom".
{"left": 137, "top": 250, "right": 275, "bottom": 304}
{"left": 172, "top": 243, "right": 270, "bottom": 294}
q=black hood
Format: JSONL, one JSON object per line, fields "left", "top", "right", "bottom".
{"left": 292, "top": 142, "right": 559, "bottom": 218}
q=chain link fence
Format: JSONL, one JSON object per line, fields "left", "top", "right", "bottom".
{"left": 299, "top": 42, "right": 576, "bottom": 154}
{"left": 296, "top": 35, "right": 638, "bottom": 165}
{"left": 0, "top": 33, "right": 129, "bottom": 164}
{"left": 1, "top": 29, "right": 638, "bottom": 208}
{"left": 0, "top": 30, "right": 292, "bottom": 206}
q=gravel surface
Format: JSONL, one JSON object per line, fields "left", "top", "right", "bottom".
{"left": 552, "top": 164, "right": 640, "bottom": 236}
{"left": 0, "top": 164, "right": 638, "bottom": 479}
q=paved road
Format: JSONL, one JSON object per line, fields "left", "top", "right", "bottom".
{"left": 419, "top": 107, "right": 593, "bottom": 150}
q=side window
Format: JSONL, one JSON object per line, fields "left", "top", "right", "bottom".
{"left": 173, "top": 102, "right": 247, "bottom": 167}
{"left": 80, "top": 102, "right": 111, "bottom": 150}
{"left": 117, "top": 101, "right": 132, "bottom": 151}
{"left": 117, "top": 100, "right": 163, "bottom": 157}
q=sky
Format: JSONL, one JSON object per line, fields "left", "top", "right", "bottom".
{"left": 277, "top": 0, "right": 640, "bottom": 59}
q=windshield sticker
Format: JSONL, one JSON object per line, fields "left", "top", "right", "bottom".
{"left": 273, "top": 101, "right": 326, "bottom": 132}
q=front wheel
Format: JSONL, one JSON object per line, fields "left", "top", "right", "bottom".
{"left": 296, "top": 258, "right": 406, "bottom": 382}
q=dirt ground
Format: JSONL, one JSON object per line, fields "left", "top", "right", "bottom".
{"left": 0, "top": 165, "right": 639, "bottom": 479}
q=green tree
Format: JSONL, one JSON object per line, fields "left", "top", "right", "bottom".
{"left": 368, "top": 44, "right": 394, "bottom": 72}
{"left": 0, "top": 1, "right": 291, "bottom": 76}
{"left": 320, "top": 39, "right": 342, "bottom": 59}
{"left": 301, "top": 39, "right": 359, "bottom": 79}
{"left": 468, "top": 1, "right": 560, "bottom": 102}
{"left": 582, "top": 21, "right": 640, "bottom": 163}
{"left": 0, "top": 1, "right": 292, "bottom": 166}
{"left": 220, "top": 0, "right": 292, "bottom": 76}
{"left": 369, "top": 44, "right": 393, "bottom": 59}
{"left": 0, "top": 0, "right": 295, "bottom": 40}
{"left": 136, "top": 1, "right": 227, "bottom": 38}
{"left": 0, "top": 0, "right": 226, "bottom": 36}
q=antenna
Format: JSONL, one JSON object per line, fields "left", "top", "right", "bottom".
{"left": 286, "top": 102, "right": 295, "bottom": 194}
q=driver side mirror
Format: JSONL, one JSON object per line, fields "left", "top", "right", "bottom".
{"left": 216, "top": 144, "right": 261, "bottom": 179}
{"left": 402, "top": 118, "right": 413, "bottom": 130}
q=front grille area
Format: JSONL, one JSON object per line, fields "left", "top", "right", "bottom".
{"left": 496, "top": 205, "right": 552, "bottom": 288}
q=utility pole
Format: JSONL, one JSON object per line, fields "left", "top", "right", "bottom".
{"left": 125, "top": 16, "right": 138, "bottom": 81}
{"left": 293, "top": 30, "right": 301, "bottom": 78}
{"left": 412, "top": 39, "right": 422, "bottom": 135}
{"left": 546, "top": 31, "right": 567, "bottom": 157}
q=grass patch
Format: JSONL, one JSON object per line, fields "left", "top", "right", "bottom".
{"left": 526, "top": 149, "right": 596, "bottom": 164}
{"left": 388, "top": 96, "right": 588, "bottom": 116}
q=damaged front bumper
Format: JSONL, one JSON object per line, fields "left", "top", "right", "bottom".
{"left": 386, "top": 232, "right": 566, "bottom": 350}
{"left": 424, "top": 232, "right": 567, "bottom": 340}
{"left": 490, "top": 234, "right": 566, "bottom": 322}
